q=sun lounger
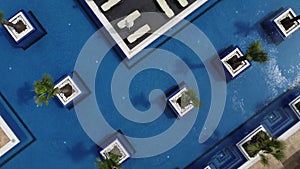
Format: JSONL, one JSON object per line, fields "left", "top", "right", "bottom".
{"left": 177, "top": 0, "right": 188, "bottom": 7}
{"left": 127, "top": 24, "right": 151, "bottom": 43}
{"left": 117, "top": 10, "right": 141, "bottom": 29}
{"left": 101, "top": 0, "right": 121, "bottom": 12}
{"left": 156, "top": 0, "right": 174, "bottom": 18}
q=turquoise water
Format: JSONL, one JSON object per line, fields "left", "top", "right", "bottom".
{"left": 0, "top": 0, "right": 300, "bottom": 169}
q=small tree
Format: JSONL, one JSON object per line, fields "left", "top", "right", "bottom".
{"left": 0, "top": 10, "right": 26, "bottom": 33}
{"left": 179, "top": 89, "right": 202, "bottom": 108}
{"left": 227, "top": 41, "right": 269, "bottom": 69}
{"left": 243, "top": 131, "right": 286, "bottom": 166}
{"left": 96, "top": 152, "right": 122, "bottom": 169}
{"left": 34, "top": 74, "right": 59, "bottom": 106}
{"left": 245, "top": 41, "right": 269, "bottom": 63}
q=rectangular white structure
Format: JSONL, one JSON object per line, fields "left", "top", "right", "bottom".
{"left": 168, "top": 87, "right": 194, "bottom": 117}
{"left": 0, "top": 116, "right": 20, "bottom": 157}
{"left": 221, "top": 47, "right": 251, "bottom": 78}
{"left": 54, "top": 76, "right": 82, "bottom": 106}
{"left": 3, "top": 11, "right": 34, "bottom": 42}
{"left": 273, "top": 8, "right": 300, "bottom": 37}
{"left": 236, "top": 125, "right": 267, "bottom": 160}
{"left": 84, "top": 0, "right": 208, "bottom": 59}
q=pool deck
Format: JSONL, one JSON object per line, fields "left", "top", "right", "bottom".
{"left": 0, "top": 0, "right": 300, "bottom": 169}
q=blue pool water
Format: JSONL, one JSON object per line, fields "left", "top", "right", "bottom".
{"left": 0, "top": 0, "right": 300, "bottom": 169}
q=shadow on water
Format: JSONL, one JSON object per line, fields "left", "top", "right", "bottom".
{"left": 234, "top": 21, "right": 253, "bottom": 37}
{"left": 65, "top": 142, "right": 97, "bottom": 162}
{"left": 234, "top": 8, "right": 281, "bottom": 45}
{"left": 17, "top": 82, "right": 35, "bottom": 105}
{"left": 257, "top": 9, "right": 285, "bottom": 44}
{"left": 0, "top": 27, "right": 19, "bottom": 49}
{"left": 163, "top": 105, "right": 177, "bottom": 119}
{"left": 172, "top": 56, "right": 205, "bottom": 75}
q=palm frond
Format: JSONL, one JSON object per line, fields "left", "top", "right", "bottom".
{"left": 246, "top": 41, "right": 269, "bottom": 63}
{"left": 271, "top": 149, "right": 285, "bottom": 161}
{"left": 33, "top": 74, "right": 57, "bottom": 106}
{"left": 259, "top": 153, "right": 269, "bottom": 166}
{"left": 0, "top": 11, "right": 3, "bottom": 20}
{"left": 96, "top": 152, "right": 122, "bottom": 169}
{"left": 245, "top": 143, "right": 260, "bottom": 157}
{"left": 181, "top": 89, "right": 201, "bottom": 108}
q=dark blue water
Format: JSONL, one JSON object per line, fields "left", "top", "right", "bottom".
{"left": 0, "top": 0, "right": 300, "bottom": 169}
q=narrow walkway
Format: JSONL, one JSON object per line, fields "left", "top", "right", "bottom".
{"left": 250, "top": 130, "right": 300, "bottom": 169}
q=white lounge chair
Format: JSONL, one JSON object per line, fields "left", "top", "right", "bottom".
{"left": 117, "top": 10, "right": 141, "bottom": 29}
{"left": 177, "top": 0, "right": 188, "bottom": 7}
{"left": 127, "top": 24, "right": 151, "bottom": 43}
{"left": 101, "top": 0, "right": 121, "bottom": 12}
{"left": 156, "top": 0, "right": 174, "bottom": 18}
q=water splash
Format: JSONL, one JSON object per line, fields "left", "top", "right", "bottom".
{"left": 231, "top": 90, "right": 246, "bottom": 116}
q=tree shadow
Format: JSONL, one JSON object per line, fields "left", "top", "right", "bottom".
{"left": 65, "top": 142, "right": 97, "bottom": 162}
{"left": 234, "top": 21, "right": 254, "bottom": 37}
{"left": 17, "top": 82, "right": 35, "bottom": 105}
{"left": 256, "top": 9, "right": 286, "bottom": 45}
{"left": 173, "top": 57, "right": 205, "bottom": 75}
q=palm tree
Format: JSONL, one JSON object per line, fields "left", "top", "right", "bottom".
{"left": 227, "top": 41, "right": 269, "bottom": 69}
{"left": 245, "top": 41, "right": 269, "bottom": 63}
{"left": 34, "top": 74, "right": 59, "bottom": 106}
{"left": 244, "top": 131, "right": 286, "bottom": 165}
{"left": 178, "top": 89, "right": 202, "bottom": 108}
{"left": 96, "top": 152, "right": 122, "bottom": 169}
{"left": 0, "top": 10, "right": 26, "bottom": 33}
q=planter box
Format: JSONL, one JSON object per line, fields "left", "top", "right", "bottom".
{"left": 204, "top": 166, "right": 212, "bottom": 169}
{"left": 167, "top": 84, "right": 195, "bottom": 118}
{"left": 98, "top": 131, "right": 135, "bottom": 164}
{"left": 220, "top": 46, "right": 251, "bottom": 80}
{"left": 262, "top": 8, "right": 300, "bottom": 45}
{"left": 2, "top": 10, "right": 46, "bottom": 49}
{"left": 236, "top": 125, "right": 267, "bottom": 160}
{"left": 289, "top": 95, "right": 300, "bottom": 118}
{"left": 0, "top": 116, "right": 20, "bottom": 157}
{"left": 54, "top": 76, "right": 82, "bottom": 107}
{"left": 100, "top": 138, "right": 130, "bottom": 164}
{"left": 273, "top": 8, "right": 300, "bottom": 37}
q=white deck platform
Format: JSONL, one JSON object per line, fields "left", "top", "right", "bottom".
{"left": 101, "top": 0, "right": 121, "bottom": 12}
{"left": 156, "top": 0, "right": 174, "bottom": 18}
{"left": 127, "top": 24, "right": 151, "bottom": 43}
{"left": 117, "top": 10, "right": 141, "bottom": 29}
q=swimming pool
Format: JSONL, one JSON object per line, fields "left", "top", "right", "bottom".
{"left": 0, "top": 0, "right": 300, "bottom": 169}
